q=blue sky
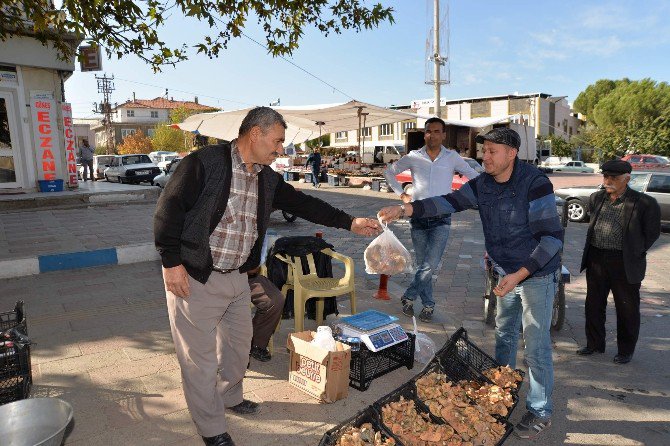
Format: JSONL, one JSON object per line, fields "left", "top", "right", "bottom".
{"left": 66, "top": 0, "right": 670, "bottom": 118}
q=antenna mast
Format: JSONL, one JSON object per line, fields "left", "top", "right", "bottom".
{"left": 425, "top": 0, "right": 450, "bottom": 117}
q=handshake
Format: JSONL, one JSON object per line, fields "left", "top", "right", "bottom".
{"left": 377, "top": 203, "right": 414, "bottom": 223}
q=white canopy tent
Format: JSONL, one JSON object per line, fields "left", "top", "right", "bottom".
{"left": 176, "top": 100, "right": 423, "bottom": 144}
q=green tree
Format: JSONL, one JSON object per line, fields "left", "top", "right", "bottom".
{"left": 573, "top": 79, "right": 629, "bottom": 118}
{"left": 0, "top": 1, "right": 394, "bottom": 71}
{"left": 542, "top": 134, "right": 574, "bottom": 158}
{"left": 574, "top": 78, "right": 670, "bottom": 158}
{"left": 169, "top": 105, "right": 207, "bottom": 125}
{"left": 151, "top": 124, "right": 185, "bottom": 152}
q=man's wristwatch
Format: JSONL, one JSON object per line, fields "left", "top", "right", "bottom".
{"left": 398, "top": 204, "right": 406, "bottom": 218}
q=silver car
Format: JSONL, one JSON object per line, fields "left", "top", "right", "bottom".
{"left": 552, "top": 160, "right": 595, "bottom": 173}
{"left": 555, "top": 171, "right": 670, "bottom": 223}
{"left": 153, "top": 158, "right": 182, "bottom": 188}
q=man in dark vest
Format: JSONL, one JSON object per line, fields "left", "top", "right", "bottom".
{"left": 576, "top": 159, "right": 661, "bottom": 364}
{"left": 154, "top": 107, "right": 380, "bottom": 446}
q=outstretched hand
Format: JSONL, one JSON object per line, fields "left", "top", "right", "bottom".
{"left": 377, "top": 203, "right": 413, "bottom": 223}
{"left": 350, "top": 217, "right": 382, "bottom": 236}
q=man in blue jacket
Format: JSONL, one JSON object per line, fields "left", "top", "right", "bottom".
{"left": 379, "top": 127, "right": 563, "bottom": 440}
{"left": 305, "top": 148, "right": 322, "bottom": 188}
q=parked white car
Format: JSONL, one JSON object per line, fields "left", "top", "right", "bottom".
{"left": 552, "top": 160, "right": 595, "bottom": 173}
{"left": 156, "top": 153, "right": 179, "bottom": 170}
{"left": 104, "top": 154, "right": 161, "bottom": 184}
{"left": 153, "top": 158, "right": 182, "bottom": 188}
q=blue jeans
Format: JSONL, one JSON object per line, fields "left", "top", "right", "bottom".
{"left": 495, "top": 269, "right": 558, "bottom": 419}
{"left": 403, "top": 217, "right": 450, "bottom": 309}
{"left": 311, "top": 168, "right": 320, "bottom": 186}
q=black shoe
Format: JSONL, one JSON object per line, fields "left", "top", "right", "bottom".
{"left": 576, "top": 346, "right": 605, "bottom": 355}
{"left": 613, "top": 353, "right": 633, "bottom": 364}
{"left": 418, "top": 306, "right": 434, "bottom": 322}
{"left": 401, "top": 299, "right": 414, "bottom": 317}
{"left": 202, "top": 432, "right": 236, "bottom": 446}
{"left": 228, "top": 399, "right": 260, "bottom": 415}
{"left": 250, "top": 345, "right": 271, "bottom": 362}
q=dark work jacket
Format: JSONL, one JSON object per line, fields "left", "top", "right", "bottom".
{"left": 580, "top": 187, "right": 661, "bottom": 284}
{"left": 305, "top": 153, "right": 321, "bottom": 171}
{"left": 154, "top": 143, "right": 354, "bottom": 284}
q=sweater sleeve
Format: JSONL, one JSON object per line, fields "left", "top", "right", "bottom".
{"left": 271, "top": 172, "right": 354, "bottom": 230}
{"left": 153, "top": 154, "right": 204, "bottom": 268}
{"left": 521, "top": 176, "right": 564, "bottom": 275}
{"left": 412, "top": 179, "right": 480, "bottom": 218}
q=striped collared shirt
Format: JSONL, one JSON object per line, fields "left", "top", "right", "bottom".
{"left": 591, "top": 188, "right": 628, "bottom": 251}
{"left": 209, "top": 142, "right": 262, "bottom": 270}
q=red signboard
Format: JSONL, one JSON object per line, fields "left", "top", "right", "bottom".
{"left": 61, "top": 103, "right": 78, "bottom": 187}
{"left": 30, "top": 98, "right": 59, "bottom": 181}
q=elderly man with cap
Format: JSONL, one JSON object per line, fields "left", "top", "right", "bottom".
{"left": 378, "top": 127, "right": 563, "bottom": 439}
{"left": 576, "top": 159, "right": 660, "bottom": 364}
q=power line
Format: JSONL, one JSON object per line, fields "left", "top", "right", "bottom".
{"left": 238, "top": 30, "right": 355, "bottom": 101}
{"left": 207, "top": 14, "right": 354, "bottom": 101}
{"left": 112, "top": 77, "right": 255, "bottom": 107}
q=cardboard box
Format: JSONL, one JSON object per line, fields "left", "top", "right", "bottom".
{"left": 287, "top": 331, "right": 351, "bottom": 403}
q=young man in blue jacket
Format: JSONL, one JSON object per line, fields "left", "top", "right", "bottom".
{"left": 379, "top": 127, "right": 563, "bottom": 440}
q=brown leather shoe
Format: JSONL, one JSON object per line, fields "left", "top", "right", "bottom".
{"left": 228, "top": 399, "right": 260, "bottom": 415}
{"left": 202, "top": 432, "right": 235, "bottom": 446}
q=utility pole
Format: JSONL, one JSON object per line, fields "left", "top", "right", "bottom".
{"left": 433, "top": 0, "right": 441, "bottom": 117}
{"left": 425, "top": 0, "right": 450, "bottom": 118}
{"left": 93, "top": 74, "right": 115, "bottom": 154}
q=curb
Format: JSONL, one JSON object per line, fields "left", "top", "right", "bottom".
{"left": 0, "top": 243, "right": 160, "bottom": 279}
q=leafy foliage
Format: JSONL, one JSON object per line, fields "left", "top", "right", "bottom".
{"left": 573, "top": 78, "right": 670, "bottom": 160}
{"left": 0, "top": 1, "right": 394, "bottom": 71}
{"left": 542, "top": 134, "right": 574, "bottom": 158}
{"left": 151, "top": 124, "right": 186, "bottom": 152}
{"left": 117, "top": 130, "right": 153, "bottom": 154}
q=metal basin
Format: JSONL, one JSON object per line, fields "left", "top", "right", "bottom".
{"left": 0, "top": 398, "right": 73, "bottom": 446}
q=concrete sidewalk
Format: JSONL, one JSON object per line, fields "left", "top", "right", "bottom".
{"left": 0, "top": 183, "right": 669, "bottom": 445}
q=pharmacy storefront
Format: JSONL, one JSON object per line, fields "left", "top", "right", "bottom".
{"left": 0, "top": 36, "right": 78, "bottom": 192}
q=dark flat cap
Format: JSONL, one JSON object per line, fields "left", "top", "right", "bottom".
{"left": 475, "top": 127, "right": 521, "bottom": 149}
{"left": 601, "top": 159, "right": 632, "bottom": 175}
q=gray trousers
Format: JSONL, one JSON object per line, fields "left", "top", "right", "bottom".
{"left": 165, "top": 270, "right": 252, "bottom": 438}
{"left": 249, "top": 275, "right": 285, "bottom": 349}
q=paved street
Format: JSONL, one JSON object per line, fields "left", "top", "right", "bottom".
{"left": 0, "top": 181, "right": 668, "bottom": 445}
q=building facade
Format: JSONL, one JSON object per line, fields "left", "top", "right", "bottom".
{"left": 411, "top": 93, "right": 583, "bottom": 140}
{"left": 0, "top": 34, "right": 79, "bottom": 191}
{"left": 328, "top": 118, "right": 418, "bottom": 150}
{"left": 91, "top": 97, "right": 217, "bottom": 151}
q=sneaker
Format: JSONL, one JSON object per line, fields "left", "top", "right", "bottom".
{"left": 515, "top": 411, "right": 551, "bottom": 439}
{"left": 418, "top": 306, "right": 434, "bottom": 322}
{"left": 401, "top": 299, "right": 414, "bottom": 317}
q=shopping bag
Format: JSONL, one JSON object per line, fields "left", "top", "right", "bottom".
{"left": 412, "top": 316, "right": 436, "bottom": 364}
{"left": 364, "top": 223, "right": 413, "bottom": 275}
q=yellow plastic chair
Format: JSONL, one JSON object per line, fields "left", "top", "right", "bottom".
{"left": 274, "top": 248, "right": 356, "bottom": 332}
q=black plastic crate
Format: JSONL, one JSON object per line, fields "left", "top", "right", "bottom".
{"left": 347, "top": 333, "right": 415, "bottom": 391}
{"left": 0, "top": 301, "right": 31, "bottom": 405}
{"left": 413, "top": 361, "right": 519, "bottom": 421}
{"left": 374, "top": 383, "right": 513, "bottom": 446}
{"left": 318, "top": 406, "right": 399, "bottom": 446}
{"left": 438, "top": 328, "right": 525, "bottom": 393}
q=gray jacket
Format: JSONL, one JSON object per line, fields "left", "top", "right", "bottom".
{"left": 78, "top": 145, "right": 95, "bottom": 161}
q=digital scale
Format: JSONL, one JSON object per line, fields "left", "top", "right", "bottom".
{"left": 339, "top": 310, "right": 409, "bottom": 352}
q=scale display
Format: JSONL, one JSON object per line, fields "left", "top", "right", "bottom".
{"left": 340, "top": 321, "right": 408, "bottom": 352}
